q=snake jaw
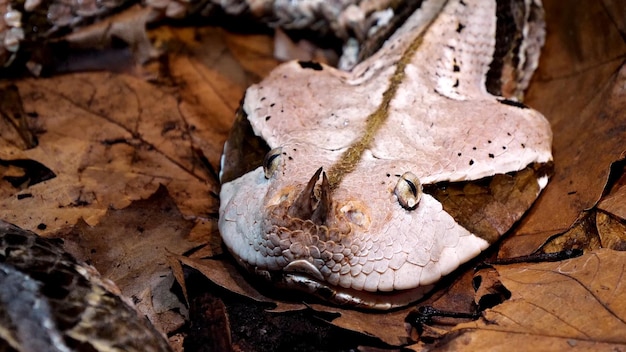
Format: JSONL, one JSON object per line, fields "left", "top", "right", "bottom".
{"left": 283, "top": 259, "right": 325, "bottom": 281}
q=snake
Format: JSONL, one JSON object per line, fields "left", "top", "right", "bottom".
{"left": 218, "top": 0, "right": 552, "bottom": 310}
{"left": 0, "top": 220, "right": 173, "bottom": 351}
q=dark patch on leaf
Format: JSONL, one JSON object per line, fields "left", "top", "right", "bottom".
{"left": 0, "top": 158, "right": 56, "bottom": 188}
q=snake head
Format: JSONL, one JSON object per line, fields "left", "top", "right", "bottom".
{"left": 219, "top": 0, "right": 550, "bottom": 309}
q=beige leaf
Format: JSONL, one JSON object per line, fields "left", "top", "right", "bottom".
{"left": 501, "top": 0, "right": 626, "bottom": 257}
{"left": 437, "top": 249, "right": 626, "bottom": 350}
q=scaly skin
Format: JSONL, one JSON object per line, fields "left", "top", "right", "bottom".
{"left": 0, "top": 0, "right": 410, "bottom": 69}
{"left": 0, "top": 220, "right": 172, "bottom": 351}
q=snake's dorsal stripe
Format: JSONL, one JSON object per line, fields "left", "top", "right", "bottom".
{"left": 326, "top": 3, "right": 445, "bottom": 190}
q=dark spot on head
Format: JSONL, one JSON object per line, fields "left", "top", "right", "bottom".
{"left": 270, "top": 103, "right": 275, "bottom": 107}
{"left": 386, "top": 173, "right": 391, "bottom": 177}
{"left": 488, "top": 140, "right": 492, "bottom": 144}
{"left": 298, "top": 61, "right": 323, "bottom": 71}
{"left": 288, "top": 156, "right": 293, "bottom": 160}
{"left": 498, "top": 99, "right": 528, "bottom": 109}
{"left": 37, "top": 223, "right": 47, "bottom": 230}
{"left": 265, "top": 116, "right": 271, "bottom": 121}
{"left": 521, "top": 143, "right": 526, "bottom": 148}
{"left": 453, "top": 79, "right": 459, "bottom": 88}
{"left": 458, "top": 152, "right": 462, "bottom": 156}
{"left": 260, "top": 97, "right": 266, "bottom": 101}
{"left": 17, "top": 193, "right": 33, "bottom": 200}
{"left": 507, "top": 132, "right": 511, "bottom": 136}
{"left": 488, "top": 153, "right": 495, "bottom": 158}
{"left": 472, "top": 147, "right": 477, "bottom": 150}
{"left": 469, "top": 159, "right": 474, "bottom": 165}
{"left": 453, "top": 64, "right": 460, "bottom": 72}
{"left": 460, "top": 0, "right": 466, "bottom": 5}
{"left": 502, "top": 146, "right": 507, "bottom": 150}
{"left": 456, "top": 23, "right": 465, "bottom": 33}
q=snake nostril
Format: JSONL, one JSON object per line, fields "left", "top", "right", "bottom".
{"left": 340, "top": 202, "right": 370, "bottom": 228}
{"left": 345, "top": 209, "right": 366, "bottom": 226}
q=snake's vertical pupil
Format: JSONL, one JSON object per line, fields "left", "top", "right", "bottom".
{"left": 263, "top": 147, "right": 283, "bottom": 179}
{"left": 395, "top": 172, "right": 422, "bottom": 210}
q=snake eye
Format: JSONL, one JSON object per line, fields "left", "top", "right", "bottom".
{"left": 395, "top": 172, "right": 422, "bottom": 210}
{"left": 263, "top": 147, "right": 282, "bottom": 179}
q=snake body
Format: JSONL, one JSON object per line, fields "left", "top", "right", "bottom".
{"left": 219, "top": 0, "right": 551, "bottom": 309}
{"left": 0, "top": 0, "right": 412, "bottom": 70}
{"left": 0, "top": 221, "right": 172, "bottom": 352}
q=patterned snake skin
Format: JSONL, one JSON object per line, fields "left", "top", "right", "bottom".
{"left": 0, "top": 221, "right": 172, "bottom": 352}
{"left": 0, "top": 0, "right": 414, "bottom": 69}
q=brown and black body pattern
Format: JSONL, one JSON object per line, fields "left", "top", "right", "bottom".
{"left": 0, "top": 221, "right": 172, "bottom": 352}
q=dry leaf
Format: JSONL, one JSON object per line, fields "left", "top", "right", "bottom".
{"left": 596, "top": 211, "right": 626, "bottom": 250}
{"left": 501, "top": 0, "right": 626, "bottom": 257}
{"left": 0, "top": 73, "right": 216, "bottom": 234}
{"left": 0, "top": 85, "right": 38, "bottom": 150}
{"left": 434, "top": 249, "right": 626, "bottom": 350}
{"left": 541, "top": 211, "right": 602, "bottom": 253}
{"left": 173, "top": 255, "right": 276, "bottom": 305}
{"left": 598, "top": 163, "right": 626, "bottom": 221}
{"left": 56, "top": 186, "right": 195, "bottom": 334}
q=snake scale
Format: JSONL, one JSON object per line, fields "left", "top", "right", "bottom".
{"left": 0, "top": 221, "right": 172, "bottom": 351}
{"left": 0, "top": 0, "right": 552, "bottom": 350}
